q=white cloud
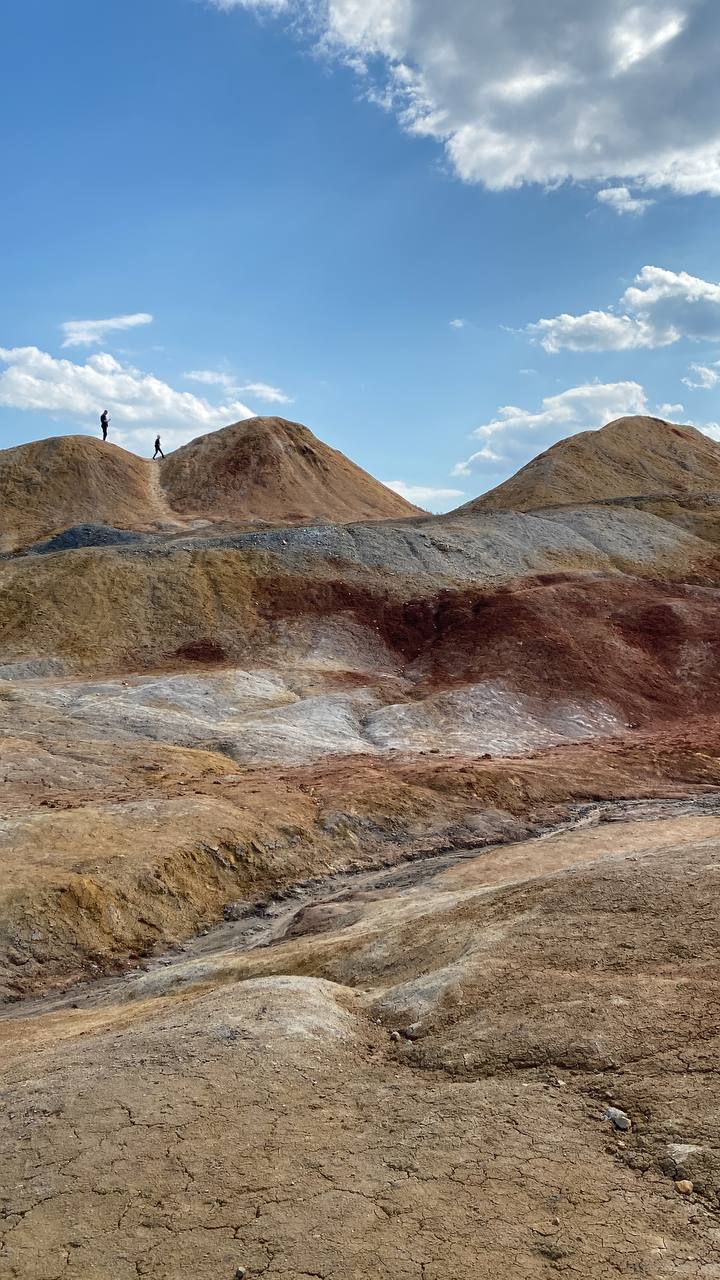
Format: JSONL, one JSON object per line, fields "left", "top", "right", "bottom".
{"left": 214, "top": 1, "right": 720, "bottom": 198}
{"left": 61, "top": 313, "right": 153, "bottom": 348}
{"left": 449, "top": 319, "right": 466, "bottom": 329}
{"left": 184, "top": 370, "right": 293, "bottom": 403}
{"left": 529, "top": 266, "right": 720, "bottom": 353}
{"left": 236, "top": 381, "right": 293, "bottom": 404}
{"left": 453, "top": 380, "right": 648, "bottom": 475}
{"left": 184, "top": 368, "right": 237, "bottom": 388}
{"left": 0, "top": 347, "right": 254, "bottom": 454}
{"left": 384, "top": 479, "right": 465, "bottom": 511}
{"left": 596, "top": 186, "right": 655, "bottom": 216}
{"left": 682, "top": 361, "right": 720, "bottom": 389}
{"left": 657, "top": 402, "right": 686, "bottom": 417}
{"left": 210, "top": 0, "right": 288, "bottom": 10}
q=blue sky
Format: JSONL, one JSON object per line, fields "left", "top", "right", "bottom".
{"left": 1, "top": 0, "right": 720, "bottom": 508}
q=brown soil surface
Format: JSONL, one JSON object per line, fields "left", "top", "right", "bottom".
{"left": 460, "top": 415, "right": 720, "bottom": 512}
{"left": 2, "top": 794, "right": 720, "bottom": 1279}
{"left": 0, "top": 419, "right": 418, "bottom": 551}
{"left": 0, "top": 436, "right": 171, "bottom": 551}
{"left": 159, "top": 417, "right": 421, "bottom": 523}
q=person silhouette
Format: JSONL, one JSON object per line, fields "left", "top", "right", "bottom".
{"left": 153, "top": 435, "right": 165, "bottom": 459}
{"left": 100, "top": 409, "right": 110, "bottom": 441}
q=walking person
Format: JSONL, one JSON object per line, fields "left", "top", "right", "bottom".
{"left": 153, "top": 435, "right": 165, "bottom": 459}
{"left": 100, "top": 409, "right": 110, "bottom": 441}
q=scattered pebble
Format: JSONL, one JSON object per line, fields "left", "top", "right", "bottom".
{"left": 389, "top": 1031, "right": 401, "bottom": 1043}
{"left": 675, "top": 1179, "right": 694, "bottom": 1195}
{"left": 605, "top": 1106, "right": 632, "bottom": 1132}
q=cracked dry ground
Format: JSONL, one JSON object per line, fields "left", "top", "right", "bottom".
{"left": 2, "top": 807, "right": 720, "bottom": 1278}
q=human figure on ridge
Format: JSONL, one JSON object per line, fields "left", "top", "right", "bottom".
{"left": 153, "top": 435, "right": 165, "bottom": 459}
{"left": 100, "top": 409, "right": 109, "bottom": 441}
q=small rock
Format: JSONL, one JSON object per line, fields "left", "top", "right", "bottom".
{"left": 389, "top": 1031, "right": 401, "bottom": 1043}
{"left": 675, "top": 1179, "right": 694, "bottom": 1195}
{"left": 402, "top": 1023, "right": 423, "bottom": 1041}
{"left": 605, "top": 1107, "right": 632, "bottom": 1132}
{"left": 235, "top": 1268, "right": 248, "bottom": 1279}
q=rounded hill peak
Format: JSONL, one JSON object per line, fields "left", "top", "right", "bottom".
{"left": 0, "top": 418, "right": 420, "bottom": 550}
{"left": 159, "top": 416, "right": 421, "bottom": 524}
{"left": 455, "top": 414, "right": 720, "bottom": 514}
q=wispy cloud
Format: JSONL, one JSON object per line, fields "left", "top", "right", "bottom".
{"left": 184, "top": 368, "right": 237, "bottom": 389}
{"left": 236, "top": 381, "right": 293, "bottom": 404}
{"left": 596, "top": 187, "right": 654, "bottom": 217}
{"left": 384, "top": 479, "right": 465, "bottom": 511}
{"left": 61, "top": 313, "right": 153, "bottom": 348}
{"left": 682, "top": 361, "right": 720, "bottom": 390}
{"left": 449, "top": 319, "right": 466, "bottom": 330}
{"left": 184, "top": 370, "right": 293, "bottom": 403}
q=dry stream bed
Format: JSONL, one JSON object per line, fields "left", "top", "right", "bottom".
{"left": 2, "top": 795, "right": 720, "bottom": 1278}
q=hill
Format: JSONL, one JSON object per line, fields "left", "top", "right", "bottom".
{"left": 0, "top": 418, "right": 420, "bottom": 550}
{"left": 0, "top": 435, "right": 170, "bottom": 551}
{"left": 456, "top": 415, "right": 720, "bottom": 513}
{"left": 159, "top": 416, "right": 421, "bottom": 524}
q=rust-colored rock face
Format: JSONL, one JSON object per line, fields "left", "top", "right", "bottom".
{"left": 3, "top": 413, "right": 720, "bottom": 1279}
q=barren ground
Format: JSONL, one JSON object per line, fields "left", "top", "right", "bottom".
{"left": 3, "top": 418, "right": 720, "bottom": 1277}
{"left": 2, "top": 797, "right": 720, "bottom": 1279}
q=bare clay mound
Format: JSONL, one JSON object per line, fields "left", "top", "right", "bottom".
{"left": 0, "top": 435, "right": 172, "bottom": 551}
{"left": 159, "top": 416, "right": 422, "bottom": 524}
{"left": 460, "top": 415, "right": 720, "bottom": 513}
{"left": 0, "top": 418, "right": 420, "bottom": 551}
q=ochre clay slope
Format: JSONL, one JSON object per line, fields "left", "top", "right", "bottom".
{"left": 158, "top": 416, "right": 422, "bottom": 523}
{"left": 458, "top": 415, "right": 720, "bottom": 513}
{"left": 0, "top": 418, "right": 420, "bottom": 551}
{"left": 0, "top": 435, "right": 170, "bottom": 550}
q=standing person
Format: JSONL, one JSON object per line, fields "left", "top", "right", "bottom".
{"left": 100, "top": 409, "right": 110, "bottom": 441}
{"left": 153, "top": 435, "right": 165, "bottom": 459}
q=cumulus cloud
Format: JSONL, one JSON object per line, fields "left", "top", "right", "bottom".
{"left": 213, "top": 1, "right": 720, "bottom": 198}
{"left": 657, "top": 402, "right": 686, "bottom": 417}
{"left": 682, "top": 361, "right": 720, "bottom": 389}
{"left": 61, "top": 313, "right": 153, "bottom": 348}
{"left": 596, "top": 186, "right": 655, "bottom": 216}
{"left": 0, "top": 347, "right": 254, "bottom": 453}
{"left": 384, "top": 480, "right": 465, "bottom": 511}
{"left": 529, "top": 266, "right": 720, "bottom": 352}
{"left": 452, "top": 380, "right": 648, "bottom": 476}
